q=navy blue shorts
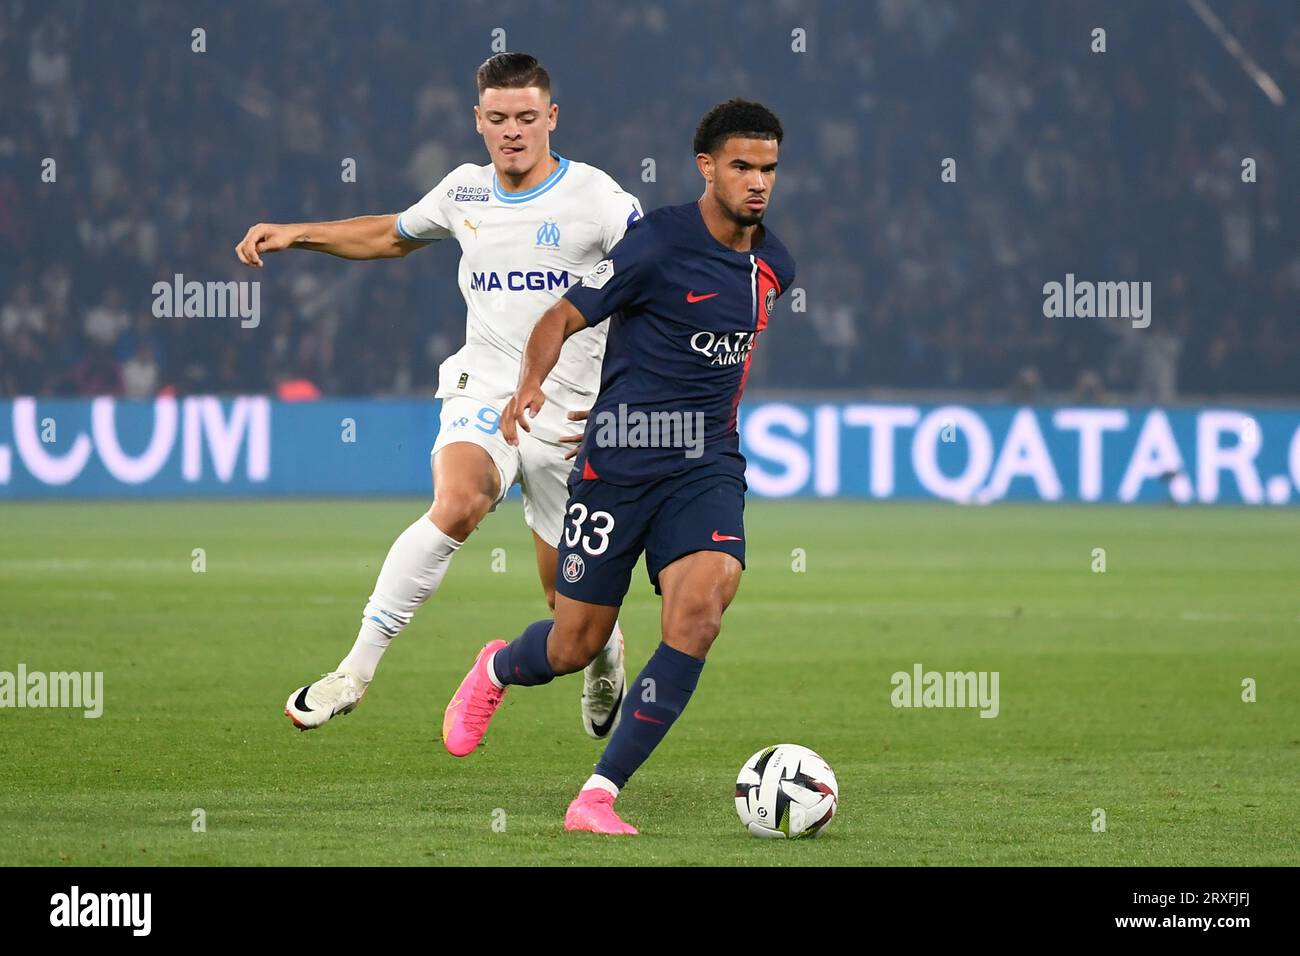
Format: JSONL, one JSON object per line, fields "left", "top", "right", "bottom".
{"left": 555, "top": 467, "right": 746, "bottom": 606}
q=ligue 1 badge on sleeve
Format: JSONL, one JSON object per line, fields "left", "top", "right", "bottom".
{"left": 581, "top": 258, "right": 614, "bottom": 289}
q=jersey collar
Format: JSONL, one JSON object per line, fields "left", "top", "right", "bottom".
{"left": 492, "top": 150, "right": 570, "bottom": 204}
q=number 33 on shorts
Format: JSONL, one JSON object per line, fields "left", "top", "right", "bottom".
{"left": 564, "top": 503, "right": 614, "bottom": 555}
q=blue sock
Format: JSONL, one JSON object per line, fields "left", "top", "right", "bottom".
{"left": 595, "top": 642, "right": 704, "bottom": 789}
{"left": 491, "top": 619, "right": 556, "bottom": 687}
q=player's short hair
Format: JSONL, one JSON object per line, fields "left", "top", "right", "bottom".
{"left": 476, "top": 53, "right": 551, "bottom": 96}
{"left": 693, "top": 99, "right": 783, "bottom": 156}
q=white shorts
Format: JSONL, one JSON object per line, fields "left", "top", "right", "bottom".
{"left": 430, "top": 395, "right": 574, "bottom": 548}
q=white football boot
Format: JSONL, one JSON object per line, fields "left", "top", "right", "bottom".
{"left": 581, "top": 630, "right": 626, "bottom": 739}
{"left": 284, "top": 671, "right": 368, "bottom": 731}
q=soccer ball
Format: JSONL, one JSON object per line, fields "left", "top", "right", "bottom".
{"left": 734, "top": 744, "right": 838, "bottom": 838}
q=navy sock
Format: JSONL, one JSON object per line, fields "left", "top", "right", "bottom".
{"left": 492, "top": 619, "right": 556, "bottom": 687}
{"left": 595, "top": 642, "right": 704, "bottom": 789}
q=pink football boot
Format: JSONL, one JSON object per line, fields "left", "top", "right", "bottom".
{"left": 564, "top": 788, "right": 639, "bottom": 835}
{"left": 442, "top": 639, "right": 509, "bottom": 757}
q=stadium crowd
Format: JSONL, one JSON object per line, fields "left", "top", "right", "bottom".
{"left": 1, "top": 0, "right": 1296, "bottom": 401}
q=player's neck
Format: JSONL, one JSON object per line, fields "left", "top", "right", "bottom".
{"left": 496, "top": 150, "right": 559, "bottom": 194}
{"left": 697, "top": 196, "right": 761, "bottom": 252}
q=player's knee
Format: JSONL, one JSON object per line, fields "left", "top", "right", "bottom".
{"left": 429, "top": 489, "right": 493, "bottom": 540}
{"left": 548, "top": 622, "right": 607, "bottom": 675}
{"left": 664, "top": 602, "right": 723, "bottom": 658}
{"left": 549, "top": 639, "right": 594, "bottom": 675}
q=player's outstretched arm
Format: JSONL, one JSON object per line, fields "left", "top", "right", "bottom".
{"left": 501, "top": 298, "right": 588, "bottom": 446}
{"left": 234, "top": 214, "right": 424, "bottom": 267}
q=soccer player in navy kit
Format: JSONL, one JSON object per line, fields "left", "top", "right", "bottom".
{"left": 442, "top": 100, "right": 795, "bottom": 834}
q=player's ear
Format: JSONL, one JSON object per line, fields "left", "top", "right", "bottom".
{"left": 547, "top": 101, "right": 558, "bottom": 131}
{"left": 695, "top": 152, "right": 714, "bottom": 183}
{"left": 473, "top": 105, "right": 483, "bottom": 135}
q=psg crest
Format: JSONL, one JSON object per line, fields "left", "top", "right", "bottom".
{"left": 563, "top": 552, "right": 586, "bottom": 583}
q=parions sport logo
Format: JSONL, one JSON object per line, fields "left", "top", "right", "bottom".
{"left": 448, "top": 185, "right": 490, "bottom": 202}
{"left": 470, "top": 270, "right": 572, "bottom": 292}
{"left": 690, "top": 330, "right": 757, "bottom": 367}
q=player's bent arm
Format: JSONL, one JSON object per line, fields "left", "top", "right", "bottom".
{"left": 501, "top": 299, "right": 588, "bottom": 445}
{"left": 235, "top": 214, "right": 424, "bottom": 267}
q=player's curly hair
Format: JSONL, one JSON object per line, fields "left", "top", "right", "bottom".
{"left": 476, "top": 53, "right": 551, "bottom": 95}
{"left": 693, "top": 99, "right": 784, "bottom": 156}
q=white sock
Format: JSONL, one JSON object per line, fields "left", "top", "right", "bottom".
{"left": 337, "top": 515, "right": 463, "bottom": 683}
{"left": 584, "top": 774, "right": 620, "bottom": 798}
{"left": 485, "top": 650, "right": 504, "bottom": 690}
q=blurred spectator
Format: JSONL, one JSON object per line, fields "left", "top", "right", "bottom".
{"left": 83, "top": 287, "right": 129, "bottom": 348}
{"left": 1137, "top": 328, "right": 1184, "bottom": 404}
{"left": 1072, "top": 369, "right": 1107, "bottom": 404}
{"left": 121, "top": 340, "right": 160, "bottom": 398}
{"left": 1008, "top": 366, "right": 1042, "bottom": 404}
{"left": 73, "top": 346, "right": 122, "bottom": 396}
{"left": 2, "top": 282, "right": 45, "bottom": 338}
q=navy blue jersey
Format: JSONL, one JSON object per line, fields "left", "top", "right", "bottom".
{"left": 563, "top": 201, "right": 796, "bottom": 486}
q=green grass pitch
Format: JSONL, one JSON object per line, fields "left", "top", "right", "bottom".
{"left": 0, "top": 499, "right": 1296, "bottom": 866}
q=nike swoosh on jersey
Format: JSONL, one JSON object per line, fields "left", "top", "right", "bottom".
{"left": 686, "top": 291, "right": 719, "bottom": 303}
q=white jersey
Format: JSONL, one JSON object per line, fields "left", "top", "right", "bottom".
{"left": 397, "top": 153, "right": 642, "bottom": 443}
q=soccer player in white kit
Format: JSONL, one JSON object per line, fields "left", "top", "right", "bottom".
{"left": 234, "top": 54, "right": 637, "bottom": 740}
